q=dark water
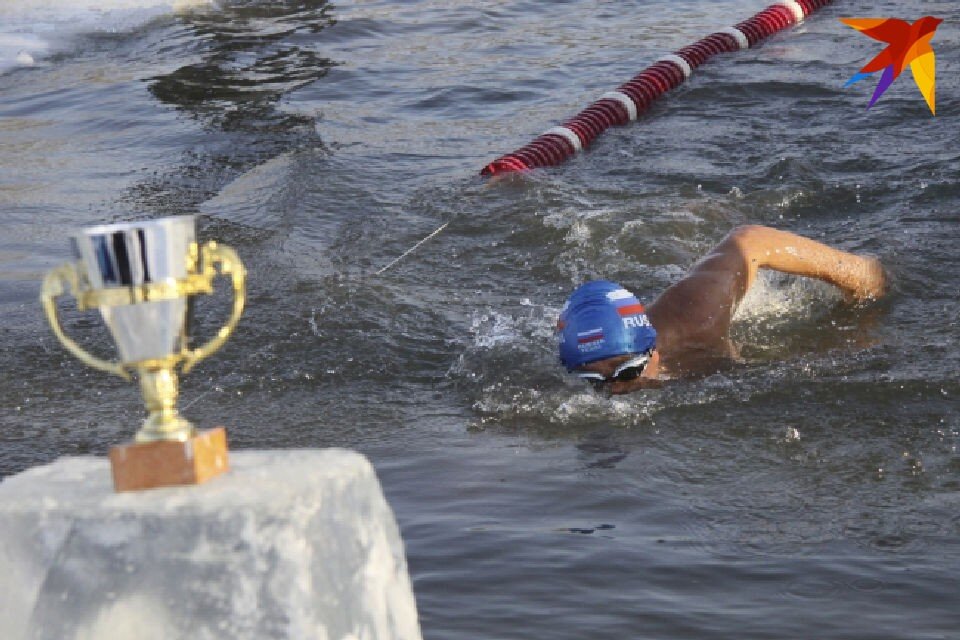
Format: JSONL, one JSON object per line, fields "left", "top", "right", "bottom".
{"left": 2, "top": 0, "right": 959, "bottom": 637}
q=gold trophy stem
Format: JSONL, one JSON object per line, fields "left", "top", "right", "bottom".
{"left": 136, "top": 367, "right": 196, "bottom": 443}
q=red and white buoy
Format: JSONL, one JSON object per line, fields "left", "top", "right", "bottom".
{"left": 480, "top": 0, "right": 833, "bottom": 177}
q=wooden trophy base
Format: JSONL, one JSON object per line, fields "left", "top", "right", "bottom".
{"left": 108, "top": 427, "right": 229, "bottom": 492}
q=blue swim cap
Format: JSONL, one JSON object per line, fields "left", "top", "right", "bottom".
{"left": 557, "top": 280, "right": 656, "bottom": 371}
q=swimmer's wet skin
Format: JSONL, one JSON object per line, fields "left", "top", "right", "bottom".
{"left": 558, "top": 225, "right": 887, "bottom": 394}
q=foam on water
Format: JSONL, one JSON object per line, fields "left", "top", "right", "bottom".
{"left": 733, "top": 269, "right": 841, "bottom": 323}
{"left": 0, "top": 0, "right": 212, "bottom": 73}
{"left": 454, "top": 306, "right": 666, "bottom": 429}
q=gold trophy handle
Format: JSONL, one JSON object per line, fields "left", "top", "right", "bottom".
{"left": 181, "top": 242, "right": 246, "bottom": 374}
{"left": 40, "top": 263, "right": 131, "bottom": 381}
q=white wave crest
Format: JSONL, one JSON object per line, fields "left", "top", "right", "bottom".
{"left": 0, "top": 0, "right": 213, "bottom": 73}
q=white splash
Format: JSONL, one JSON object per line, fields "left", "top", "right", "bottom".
{"left": 0, "top": 0, "right": 213, "bottom": 74}
{"left": 733, "top": 269, "right": 840, "bottom": 322}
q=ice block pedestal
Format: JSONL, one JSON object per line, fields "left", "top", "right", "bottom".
{"left": 0, "top": 449, "right": 422, "bottom": 640}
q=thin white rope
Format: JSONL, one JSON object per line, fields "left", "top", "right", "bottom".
{"left": 375, "top": 221, "right": 451, "bottom": 275}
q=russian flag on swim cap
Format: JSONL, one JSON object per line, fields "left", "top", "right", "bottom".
{"left": 557, "top": 280, "right": 657, "bottom": 371}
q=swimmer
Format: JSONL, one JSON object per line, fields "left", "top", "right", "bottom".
{"left": 557, "top": 225, "right": 887, "bottom": 394}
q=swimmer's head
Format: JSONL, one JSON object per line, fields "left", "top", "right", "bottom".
{"left": 557, "top": 280, "right": 657, "bottom": 371}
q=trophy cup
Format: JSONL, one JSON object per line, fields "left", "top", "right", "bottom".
{"left": 40, "top": 215, "right": 245, "bottom": 491}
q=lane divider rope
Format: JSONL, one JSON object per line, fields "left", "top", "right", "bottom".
{"left": 656, "top": 54, "right": 694, "bottom": 79}
{"left": 480, "top": 0, "right": 833, "bottom": 177}
{"left": 718, "top": 26, "right": 751, "bottom": 51}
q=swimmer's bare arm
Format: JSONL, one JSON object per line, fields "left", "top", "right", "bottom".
{"left": 646, "top": 225, "right": 886, "bottom": 348}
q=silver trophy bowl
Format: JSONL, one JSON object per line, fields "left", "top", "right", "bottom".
{"left": 72, "top": 215, "right": 197, "bottom": 366}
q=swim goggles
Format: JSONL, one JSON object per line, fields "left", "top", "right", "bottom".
{"left": 574, "top": 352, "right": 651, "bottom": 390}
